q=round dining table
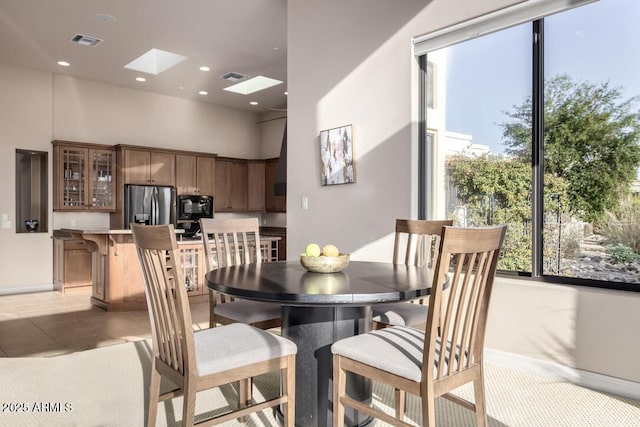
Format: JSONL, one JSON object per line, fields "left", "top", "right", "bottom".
{"left": 205, "top": 260, "right": 435, "bottom": 427}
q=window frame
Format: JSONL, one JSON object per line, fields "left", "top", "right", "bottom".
{"left": 417, "top": 7, "right": 640, "bottom": 293}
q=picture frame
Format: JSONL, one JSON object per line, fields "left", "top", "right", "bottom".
{"left": 319, "top": 124, "right": 355, "bottom": 186}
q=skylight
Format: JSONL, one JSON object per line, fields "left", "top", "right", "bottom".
{"left": 223, "top": 75, "right": 283, "bottom": 95}
{"left": 124, "top": 48, "right": 187, "bottom": 75}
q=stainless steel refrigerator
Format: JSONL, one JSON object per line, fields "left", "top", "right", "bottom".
{"left": 124, "top": 184, "right": 176, "bottom": 229}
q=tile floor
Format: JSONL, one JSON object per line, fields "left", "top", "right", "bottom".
{"left": 0, "top": 287, "right": 210, "bottom": 357}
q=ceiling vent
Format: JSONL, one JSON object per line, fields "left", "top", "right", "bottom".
{"left": 70, "top": 34, "right": 103, "bottom": 47}
{"left": 221, "top": 72, "right": 248, "bottom": 82}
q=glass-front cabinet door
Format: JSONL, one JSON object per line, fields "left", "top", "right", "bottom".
{"left": 89, "top": 149, "right": 115, "bottom": 209}
{"left": 60, "top": 146, "right": 88, "bottom": 209}
{"left": 53, "top": 141, "right": 116, "bottom": 211}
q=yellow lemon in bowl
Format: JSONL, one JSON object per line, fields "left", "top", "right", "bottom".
{"left": 322, "top": 244, "right": 340, "bottom": 257}
{"left": 305, "top": 243, "right": 321, "bottom": 257}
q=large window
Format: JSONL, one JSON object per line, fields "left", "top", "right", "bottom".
{"left": 423, "top": 0, "right": 640, "bottom": 289}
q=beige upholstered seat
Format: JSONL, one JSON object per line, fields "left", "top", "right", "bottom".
{"left": 200, "top": 218, "right": 281, "bottom": 330}
{"left": 372, "top": 219, "right": 453, "bottom": 330}
{"left": 131, "top": 224, "right": 296, "bottom": 426}
{"left": 332, "top": 225, "right": 507, "bottom": 427}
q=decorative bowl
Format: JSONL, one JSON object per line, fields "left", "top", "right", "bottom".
{"left": 24, "top": 219, "right": 39, "bottom": 232}
{"left": 300, "top": 253, "right": 350, "bottom": 273}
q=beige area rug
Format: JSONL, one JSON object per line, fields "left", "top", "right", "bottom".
{"left": 0, "top": 340, "right": 639, "bottom": 427}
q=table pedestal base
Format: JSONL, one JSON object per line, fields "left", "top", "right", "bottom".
{"left": 280, "top": 305, "right": 372, "bottom": 427}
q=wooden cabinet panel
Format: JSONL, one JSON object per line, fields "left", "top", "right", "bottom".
{"left": 265, "top": 158, "right": 286, "bottom": 212}
{"left": 247, "top": 161, "right": 266, "bottom": 211}
{"left": 150, "top": 151, "right": 175, "bottom": 186}
{"left": 175, "top": 155, "right": 215, "bottom": 196}
{"left": 215, "top": 158, "right": 247, "bottom": 212}
{"left": 52, "top": 237, "right": 92, "bottom": 292}
{"left": 176, "top": 154, "right": 197, "bottom": 194}
{"left": 122, "top": 149, "right": 150, "bottom": 185}
{"left": 196, "top": 156, "right": 216, "bottom": 197}
{"left": 122, "top": 149, "right": 175, "bottom": 186}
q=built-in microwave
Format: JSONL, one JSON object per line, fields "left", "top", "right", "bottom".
{"left": 177, "top": 195, "right": 214, "bottom": 221}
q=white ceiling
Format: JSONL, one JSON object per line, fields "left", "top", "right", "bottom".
{"left": 0, "top": 0, "right": 287, "bottom": 112}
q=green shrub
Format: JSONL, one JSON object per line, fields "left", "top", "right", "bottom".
{"left": 607, "top": 243, "right": 639, "bottom": 264}
{"left": 597, "top": 197, "right": 640, "bottom": 253}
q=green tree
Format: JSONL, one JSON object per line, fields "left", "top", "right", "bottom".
{"left": 447, "top": 155, "right": 571, "bottom": 271}
{"left": 500, "top": 74, "right": 640, "bottom": 222}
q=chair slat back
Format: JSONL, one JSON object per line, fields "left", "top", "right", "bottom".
{"left": 393, "top": 219, "right": 454, "bottom": 268}
{"left": 131, "top": 224, "right": 195, "bottom": 376}
{"left": 200, "top": 218, "right": 262, "bottom": 304}
{"left": 423, "top": 225, "right": 506, "bottom": 382}
{"left": 200, "top": 218, "right": 263, "bottom": 269}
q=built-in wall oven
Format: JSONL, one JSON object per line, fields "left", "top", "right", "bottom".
{"left": 177, "top": 195, "right": 214, "bottom": 221}
{"left": 176, "top": 195, "right": 213, "bottom": 237}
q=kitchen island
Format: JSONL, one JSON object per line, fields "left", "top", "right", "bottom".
{"left": 59, "top": 228, "right": 280, "bottom": 311}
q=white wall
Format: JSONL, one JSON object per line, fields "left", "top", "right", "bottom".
{"left": 0, "top": 64, "right": 53, "bottom": 290}
{"left": 0, "top": 64, "right": 262, "bottom": 290}
{"left": 258, "top": 110, "right": 287, "bottom": 159}
{"left": 53, "top": 75, "right": 259, "bottom": 156}
{"left": 287, "top": 0, "right": 640, "bottom": 385}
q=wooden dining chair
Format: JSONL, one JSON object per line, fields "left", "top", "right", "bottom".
{"left": 332, "top": 225, "right": 507, "bottom": 427}
{"left": 131, "top": 224, "right": 296, "bottom": 426}
{"left": 371, "top": 219, "right": 453, "bottom": 330}
{"left": 200, "top": 217, "right": 281, "bottom": 330}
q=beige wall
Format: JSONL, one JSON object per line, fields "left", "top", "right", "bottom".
{"left": 0, "top": 64, "right": 53, "bottom": 289}
{"left": 287, "top": 0, "right": 640, "bottom": 386}
{"left": 0, "top": 63, "right": 262, "bottom": 290}
{"left": 53, "top": 75, "right": 259, "bottom": 156}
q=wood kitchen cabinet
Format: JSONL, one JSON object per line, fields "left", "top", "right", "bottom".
{"left": 196, "top": 156, "right": 216, "bottom": 197}
{"left": 247, "top": 160, "right": 266, "bottom": 211}
{"left": 177, "top": 154, "right": 216, "bottom": 196}
{"left": 176, "top": 154, "right": 197, "bottom": 194}
{"left": 215, "top": 157, "right": 248, "bottom": 212}
{"left": 52, "top": 236, "right": 92, "bottom": 292}
{"left": 120, "top": 147, "right": 175, "bottom": 186}
{"left": 265, "top": 158, "right": 286, "bottom": 212}
{"left": 52, "top": 141, "right": 116, "bottom": 211}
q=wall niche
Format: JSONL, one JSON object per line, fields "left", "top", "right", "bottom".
{"left": 16, "top": 149, "right": 48, "bottom": 233}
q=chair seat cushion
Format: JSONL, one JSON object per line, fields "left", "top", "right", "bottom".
{"left": 332, "top": 326, "right": 454, "bottom": 383}
{"left": 213, "top": 300, "right": 281, "bottom": 324}
{"left": 195, "top": 323, "right": 297, "bottom": 377}
{"left": 371, "top": 302, "right": 429, "bottom": 327}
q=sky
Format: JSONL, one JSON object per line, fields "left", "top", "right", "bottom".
{"left": 442, "top": 0, "right": 640, "bottom": 155}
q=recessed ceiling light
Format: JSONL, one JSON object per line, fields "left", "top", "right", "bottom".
{"left": 124, "top": 48, "right": 187, "bottom": 75}
{"left": 198, "top": 91, "right": 208, "bottom": 95}
{"left": 57, "top": 60, "right": 70, "bottom": 67}
{"left": 199, "top": 66, "right": 210, "bottom": 72}
{"left": 284, "top": 91, "right": 288, "bottom": 95}
{"left": 223, "top": 75, "right": 283, "bottom": 95}
{"left": 136, "top": 77, "right": 146, "bottom": 82}
{"left": 250, "top": 101, "right": 259, "bottom": 106}
{"left": 96, "top": 14, "right": 116, "bottom": 23}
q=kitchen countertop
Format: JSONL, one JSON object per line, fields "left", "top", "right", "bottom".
{"left": 56, "top": 228, "right": 186, "bottom": 236}
{"left": 259, "top": 226, "right": 286, "bottom": 235}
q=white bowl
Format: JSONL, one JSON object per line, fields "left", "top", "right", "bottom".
{"left": 300, "top": 254, "right": 350, "bottom": 273}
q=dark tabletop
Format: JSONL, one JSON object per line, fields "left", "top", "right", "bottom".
{"left": 205, "top": 260, "right": 434, "bottom": 306}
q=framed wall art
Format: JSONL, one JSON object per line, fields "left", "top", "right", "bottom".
{"left": 319, "top": 124, "right": 355, "bottom": 186}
